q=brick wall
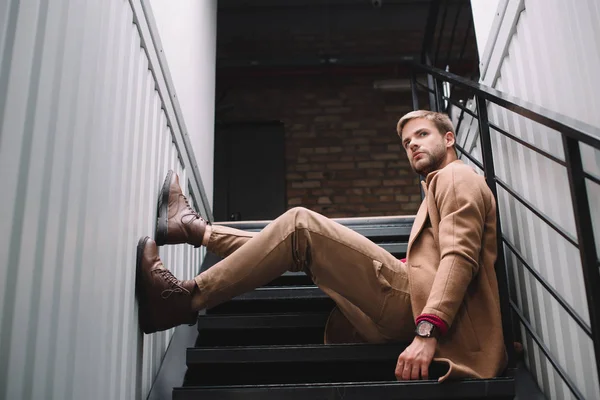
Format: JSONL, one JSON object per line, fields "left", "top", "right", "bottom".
{"left": 217, "top": 74, "right": 426, "bottom": 218}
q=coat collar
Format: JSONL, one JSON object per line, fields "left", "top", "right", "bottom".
{"left": 406, "top": 160, "right": 464, "bottom": 257}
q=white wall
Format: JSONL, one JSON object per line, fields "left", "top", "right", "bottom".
{"left": 462, "top": 1, "right": 600, "bottom": 399}
{"left": 149, "top": 0, "right": 217, "bottom": 209}
{"left": 0, "top": 0, "right": 211, "bottom": 399}
{"left": 470, "top": 0, "right": 502, "bottom": 59}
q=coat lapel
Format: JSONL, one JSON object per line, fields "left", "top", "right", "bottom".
{"left": 407, "top": 181, "right": 429, "bottom": 256}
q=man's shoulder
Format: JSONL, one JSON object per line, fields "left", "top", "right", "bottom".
{"left": 430, "top": 162, "right": 491, "bottom": 196}
{"left": 433, "top": 161, "right": 484, "bottom": 184}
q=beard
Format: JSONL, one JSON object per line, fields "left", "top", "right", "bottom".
{"left": 410, "top": 147, "right": 446, "bottom": 176}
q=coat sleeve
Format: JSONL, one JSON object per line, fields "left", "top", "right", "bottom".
{"left": 420, "top": 166, "right": 489, "bottom": 327}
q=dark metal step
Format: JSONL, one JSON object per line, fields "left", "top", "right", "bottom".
{"left": 215, "top": 216, "right": 415, "bottom": 240}
{"left": 173, "top": 378, "right": 516, "bottom": 400}
{"left": 187, "top": 343, "right": 408, "bottom": 364}
{"left": 183, "top": 343, "right": 425, "bottom": 386}
{"left": 232, "top": 286, "right": 327, "bottom": 301}
{"left": 196, "top": 312, "right": 330, "bottom": 346}
{"left": 266, "top": 271, "right": 314, "bottom": 286}
{"left": 207, "top": 286, "right": 334, "bottom": 315}
{"left": 198, "top": 312, "right": 329, "bottom": 330}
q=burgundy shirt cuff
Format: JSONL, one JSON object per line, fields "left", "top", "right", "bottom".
{"left": 415, "top": 313, "right": 449, "bottom": 336}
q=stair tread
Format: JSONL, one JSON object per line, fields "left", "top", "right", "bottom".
{"left": 197, "top": 312, "right": 329, "bottom": 330}
{"left": 173, "top": 377, "right": 515, "bottom": 400}
{"left": 187, "top": 343, "right": 409, "bottom": 364}
{"left": 231, "top": 286, "right": 327, "bottom": 301}
{"left": 216, "top": 216, "right": 415, "bottom": 239}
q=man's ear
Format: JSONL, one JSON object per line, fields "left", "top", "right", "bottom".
{"left": 444, "top": 131, "right": 455, "bottom": 149}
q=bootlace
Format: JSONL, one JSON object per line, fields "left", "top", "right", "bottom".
{"left": 154, "top": 269, "right": 188, "bottom": 298}
{"left": 181, "top": 195, "right": 205, "bottom": 225}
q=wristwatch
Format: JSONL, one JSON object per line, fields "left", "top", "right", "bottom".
{"left": 415, "top": 321, "right": 440, "bottom": 339}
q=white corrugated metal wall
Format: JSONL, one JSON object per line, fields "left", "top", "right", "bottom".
{"left": 460, "top": 0, "right": 600, "bottom": 398}
{"left": 0, "top": 0, "right": 213, "bottom": 399}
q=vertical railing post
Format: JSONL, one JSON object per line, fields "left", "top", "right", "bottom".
{"left": 475, "top": 95, "right": 516, "bottom": 368}
{"left": 437, "top": 79, "right": 446, "bottom": 112}
{"left": 433, "top": 77, "right": 444, "bottom": 112}
{"left": 426, "top": 71, "right": 438, "bottom": 111}
{"left": 422, "top": 1, "right": 440, "bottom": 112}
{"left": 562, "top": 135, "right": 600, "bottom": 388}
{"left": 455, "top": 104, "right": 466, "bottom": 133}
{"left": 410, "top": 70, "right": 420, "bottom": 110}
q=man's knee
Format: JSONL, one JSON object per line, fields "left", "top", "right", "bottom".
{"left": 280, "top": 207, "right": 316, "bottom": 229}
{"left": 283, "top": 206, "right": 310, "bottom": 219}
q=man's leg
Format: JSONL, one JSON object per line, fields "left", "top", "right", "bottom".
{"left": 154, "top": 170, "right": 256, "bottom": 256}
{"left": 145, "top": 205, "right": 412, "bottom": 339}
{"left": 194, "top": 207, "right": 414, "bottom": 342}
{"left": 139, "top": 174, "right": 415, "bottom": 338}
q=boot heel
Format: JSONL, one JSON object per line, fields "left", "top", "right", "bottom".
{"left": 155, "top": 170, "right": 173, "bottom": 245}
{"left": 136, "top": 236, "right": 151, "bottom": 332}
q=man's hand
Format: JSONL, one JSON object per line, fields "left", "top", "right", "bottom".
{"left": 395, "top": 336, "right": 437, "bottom": 380}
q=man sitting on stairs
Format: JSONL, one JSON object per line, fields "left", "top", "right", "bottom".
{"left": 135, "top": 110, "right": 507, "bottom": 382}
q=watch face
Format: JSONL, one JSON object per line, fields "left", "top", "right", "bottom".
{"left": 417, "top": 322, "right": 433, "bottom": 336}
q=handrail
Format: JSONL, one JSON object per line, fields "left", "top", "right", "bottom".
{"left": 412, "top": 64, "right": 600, "bottom": 149}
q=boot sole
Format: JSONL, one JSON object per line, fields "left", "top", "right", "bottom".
{"left": 155, "top": 170, "right": 173, "bottom": 246}
{"left": 135, "top": 236, "right": 151, "bottom": 333}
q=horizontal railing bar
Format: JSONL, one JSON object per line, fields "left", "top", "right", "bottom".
{"left": 455, "top": 143, "right": 485, "bottom": 171}
{"left": 503, "top": 236, "right": 592, "bottom": 337}
{"left": 414, "top": 79, "right": 436, "bottom": 95}
{"left": 416, "top": 64, "right": 600, "bottom": 150}
{"left": 495, "top": 176, "right": 579, "bottom": 247}
{"left": 441, "top": 95, "right": 478, "bottom": 119}
{"left": 510, "top": 300, "right": 585, "bottom": 400}
{"left": 586, "top": 172, "right": 600, "bottom": 187}
{"left": 489, "top": 122, "right": 566, "bottom": 167}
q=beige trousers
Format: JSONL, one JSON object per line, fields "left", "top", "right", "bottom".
{"left": 194, "top": 207, "right": 415, "bottom": 343}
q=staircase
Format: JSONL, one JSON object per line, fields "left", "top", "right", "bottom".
{"left": 171, "top": 217, "right": 516, "bottom": 399}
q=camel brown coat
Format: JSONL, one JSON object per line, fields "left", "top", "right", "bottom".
{"left": 324, "top": 160, "right": 507, "bottom": 380}
{"left": 406, "top": 160, "right": 507, "bottom": 380}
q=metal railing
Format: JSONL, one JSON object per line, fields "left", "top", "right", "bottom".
{"left": 410, "top": 62, "right": 600, "bottom": 400}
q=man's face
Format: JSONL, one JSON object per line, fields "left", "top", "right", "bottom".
{"left": 401, "top": 118, "right": 453, "bottom": 176}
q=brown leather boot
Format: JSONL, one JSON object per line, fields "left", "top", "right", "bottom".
{"left": 155, "top": 170, "right": 208, "bottom": 247}
{"left": 135, "top": 236, "right": 199, "bottom": 334}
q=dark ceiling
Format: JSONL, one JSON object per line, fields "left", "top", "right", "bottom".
{"left": 216, "top": 0, "right": 478, "bottom": 76}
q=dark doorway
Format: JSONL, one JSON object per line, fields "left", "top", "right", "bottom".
{"left": 214, "top": 121, "right": 286, "bottom": 221}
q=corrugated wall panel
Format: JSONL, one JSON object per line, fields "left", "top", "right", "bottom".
{"left": 0, "top": 0, "right": 212, "bottom": 399}
{"left": 462, "top": 0, "right": 600, "bottom": 398}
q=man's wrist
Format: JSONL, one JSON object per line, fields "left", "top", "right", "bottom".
{"left": 414, "top": 334, "right": 438, "bottom": 344}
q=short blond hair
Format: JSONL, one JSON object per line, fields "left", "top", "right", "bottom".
{"left": 396, "top": 110, "right": 455, "bottom": 137}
